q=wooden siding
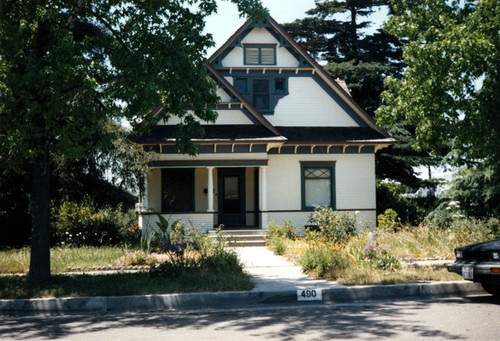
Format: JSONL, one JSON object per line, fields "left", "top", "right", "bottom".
{"left": 159, "top": 109, "right": 254, "bottom": 125}
{"left": 268, "top": 77, "right": 359, "bottom": 127}
{"left": 266, "top": 154, "right": 376, "bottom": 211}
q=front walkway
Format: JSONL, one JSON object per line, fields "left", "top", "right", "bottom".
{"left": 231, "top": 246, "right": 344, "bottom": 292}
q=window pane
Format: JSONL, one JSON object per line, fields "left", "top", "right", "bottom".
{"left": 253, "top": 79, "right": 270, "bottom": 110}
{"left": 245, "top": 47, "right": 259, "bottom": 64}
{"left": 162, "top": 169, "right": 193, "bottom": 212}
{"left": 275, "top": 78, "right": 285, "bottom": 91}
{"left": 260, "top": 47, "right": 275, "bottom": 64}
{"left": 224, "top": 176, "right": 239, "bottom": 200}
{"left": 305, "top": 179, "right": 331, "bottom": 207}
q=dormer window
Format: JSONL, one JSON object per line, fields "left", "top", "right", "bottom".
{"left": 244, "top": 44, "right": 276, "bottom": 65}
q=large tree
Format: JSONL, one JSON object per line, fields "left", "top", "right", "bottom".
{"left": 376, "top": 0, "right": 500, "bottom": 217}
{"left": 0, "top": 0, "right": 266, "bottom": 283}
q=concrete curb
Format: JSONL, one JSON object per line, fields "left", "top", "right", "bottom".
{"left": 0, "top": 281, "right": 485, "bottom": 315}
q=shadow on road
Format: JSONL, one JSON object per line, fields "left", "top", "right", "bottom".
{"left": 1, "top": 295, "right": 498, "bottom": 340}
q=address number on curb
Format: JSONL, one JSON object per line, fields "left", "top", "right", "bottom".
{"left": 297, "top": 289, "right": 322, "bottom": 301}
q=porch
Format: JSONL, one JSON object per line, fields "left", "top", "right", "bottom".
{"left": 138, "top": 165, "right": 271, "bottom": 233}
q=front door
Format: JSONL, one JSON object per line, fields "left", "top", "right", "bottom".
{"left": 218, "top": 168, "right": 245, "bottom": 227}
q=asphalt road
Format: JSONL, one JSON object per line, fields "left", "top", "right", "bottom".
{"left": 1, "top": 295, "right": 499, "bottom": 340}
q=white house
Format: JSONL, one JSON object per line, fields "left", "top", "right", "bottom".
{"left": 133, "top": 17, "right": 394, "bottom": 233}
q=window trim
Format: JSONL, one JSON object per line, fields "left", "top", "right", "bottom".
{"left": 243, "top": 44, "right": 277, "bottom": 65}
{"left": 161, "top": 168, "right": 195, "bottom": 213}
{"left": 300, "top": 161, "right": 336, "bottom": 210}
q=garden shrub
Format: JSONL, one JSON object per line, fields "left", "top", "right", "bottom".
{"left": 266, "top": 221, "right": 296, "bottom": 240}
{"left": 377, "top": 209, "right": 400, "bottom": 232}
{"left": 299, "top": 245, "right": 350, "bottom": 278}
{"left": 271, "top": 237, "right": 287, "bottom": 255}
{"left": 51, "top": 197, "right": 138, "bottom": 246}
{"left": 308, "top": 206, "right": 358, "bottom": 243}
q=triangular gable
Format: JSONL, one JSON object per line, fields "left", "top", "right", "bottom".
{"left": 208, "top": 17, "right": 391, "bottom": 139}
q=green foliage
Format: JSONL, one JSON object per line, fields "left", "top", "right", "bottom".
{"left": 51, "top": 198, "right": 138, "bottom": 247}
{"left": 377, "top": 209, "right": 400, "bottom": 232}
{"left": 377, "top": 0, "right": 500, "bottom": 218}
{"left": 308, "top": 206, "right": 358, "bottom": 243}
{"left": 266, "top": 221, "right": 296, "bottom": 240}
{"left": 364, "top": 233, "right": 401, "bottom": 271}
{"left": 0, "top": 0, "right": 266, "bottom": 282}
{"left": 299, "top": 246, "right": 351, "bottom": 278}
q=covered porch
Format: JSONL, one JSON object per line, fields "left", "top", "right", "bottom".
{"left": 137, "top": 161, "right": 271, "bottom": 234}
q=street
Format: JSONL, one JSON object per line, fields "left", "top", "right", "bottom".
{"left": 1, "top": 295, "right": 499, "bottom": 340}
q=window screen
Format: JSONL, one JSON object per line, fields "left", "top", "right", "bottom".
{"left": 161, "top": 169, "right": 194, "bottom": 212}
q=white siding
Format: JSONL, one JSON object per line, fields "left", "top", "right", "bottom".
{"left": 160, "top": 109, "right": 254, "bottom": 125}
{"left": 217, "top": 87, "right": 232, "bottom": 102}
{"left": 268, "top": 77, "right": 359, "bottom": 127}
{"left": 222, "top": 28, "right": 299, "bottom": 68}
{"left": 266, "top": 154, "right": 376, "bottom": 211}
{"left": 141, "top": 214, "right": 215, "bottom": 234}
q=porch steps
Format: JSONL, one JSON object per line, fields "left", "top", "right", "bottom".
{"left": 208, "top": 229, "right": 267, "bottom": 247}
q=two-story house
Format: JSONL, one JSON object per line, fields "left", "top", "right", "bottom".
{"left": 132, "top": 17, "right": 394, "bottom": 233}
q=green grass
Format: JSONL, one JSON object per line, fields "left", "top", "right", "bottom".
{"left": 0, "top": 270, "right": 254, "bottom": 299}
{"left": 0, "top": 246, "right": 126, "bottom": 273}
{"left": 0, "top": 246, "right": 254, "bottom": 299}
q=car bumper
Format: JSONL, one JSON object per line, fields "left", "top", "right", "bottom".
{"left": 448, "top": 260, "right": 500, "bottom": 284}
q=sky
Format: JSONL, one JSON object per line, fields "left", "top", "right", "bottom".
{"left": 204, "top": 0, "right": 388, "bottom": 57}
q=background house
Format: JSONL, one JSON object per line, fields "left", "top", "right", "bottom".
{"left": 132, "top": 17, "right": 394, "bottom": 233}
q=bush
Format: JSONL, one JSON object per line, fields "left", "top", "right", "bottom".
{"left": 266, "top": 221, "right": 296, "bottom": 240}
{"left": 377, "top": 209, "right": 400, "bottom": 232}
{"left": 299, "top": 245, "right": 350, "bottom": 278}
{"left": 51, "top": 197, "right": 138, "bottom": 246}
{"left": 308, "top": 206, "right": 358, "bottom": 243}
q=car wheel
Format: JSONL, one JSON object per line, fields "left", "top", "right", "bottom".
{"left": 481, "top": 282, "right": 500, "bottom": 296}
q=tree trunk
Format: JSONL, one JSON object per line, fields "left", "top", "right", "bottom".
{"left": 28, "top": 151, "right": 51, "bottom": 283}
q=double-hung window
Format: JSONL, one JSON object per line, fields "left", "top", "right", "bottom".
{"left": 244, "top": 45, "right": 276, "bottom": 65}
{"left": 161, "top": 169, "right": 194, "bottom": 212}
{"left": 301, "top": 162, "right": 336, "bottom": 210}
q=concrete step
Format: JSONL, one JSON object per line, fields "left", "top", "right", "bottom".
{"left": 209, "top": 229, "right": 267, "bottom": 247}
{"left": 225, "top": 240, "right": 267, "bottom": 247}
{"left": 208, "top": 229, "right": 266, "bottom": 236}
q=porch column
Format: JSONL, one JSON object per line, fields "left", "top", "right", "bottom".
{"left": 207, "top": 167, "right": 214, "bottom": 212}
{"left": 260, "top": 166, "right": 268, "bottom": 211}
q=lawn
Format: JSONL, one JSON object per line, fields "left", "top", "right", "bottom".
{"left": 0, "top": 246, "right": 254, "bottom": 299}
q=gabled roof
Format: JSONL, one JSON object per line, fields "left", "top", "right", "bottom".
{"left": 208, "top": 16, "right": 392, "bottom": 139}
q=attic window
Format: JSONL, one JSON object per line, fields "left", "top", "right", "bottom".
{"left": 244, "top": 45, "right": 276, "bottom": 65}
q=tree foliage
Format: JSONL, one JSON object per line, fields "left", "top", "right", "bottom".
{"left": 377, "top": 0, "right": 500, "bottom": 217}
{"left": 0, "top": 0, "right": 266, "bottom": 282}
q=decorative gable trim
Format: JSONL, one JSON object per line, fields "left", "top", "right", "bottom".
{"left": 208, "top": 17, "right": 392, "bottom": 139}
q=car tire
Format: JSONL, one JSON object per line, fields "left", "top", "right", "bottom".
{"left": 481, "top": 282, "right": 500, "bottom": 296}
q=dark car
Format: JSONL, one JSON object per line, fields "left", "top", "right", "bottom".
{"left": 448, "top": 239, "right": 500, "bottom": 296}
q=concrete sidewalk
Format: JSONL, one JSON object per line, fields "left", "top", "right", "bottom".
{"left": 0, "top": 247, "right": 487, "bottom": 315}
{"left": 232, "top": 247, "right": 344, "bottom": 292}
